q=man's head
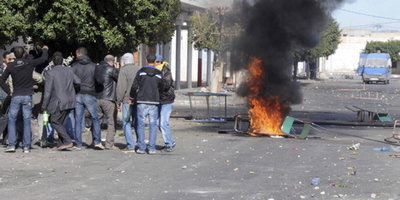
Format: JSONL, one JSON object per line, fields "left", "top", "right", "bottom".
{"left": 104, "top": 55, "right": 115, "bottom": 66}
{"left": 121, "top": 53, "right": 134, "bottom": 66}
{"left": 155, "top": 54, "right": 163, "bottom": 65}
{"left": 12, "top": 46, "right": 26, "bottom": 59}
{"left": 146, "top": 54, "right": 156, "bottom": 65}
{"left": 52, "top": 51, "right": 64, "bottom": 66}
{"left": 3, "top": 51, "right": 15, "bottom": 64}
{"left": 76, "top": 47, "right": 88, "bottom": 57}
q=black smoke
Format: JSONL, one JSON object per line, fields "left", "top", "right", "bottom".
{"left": 232, "top": 0, "right": 346, "bottom": 105}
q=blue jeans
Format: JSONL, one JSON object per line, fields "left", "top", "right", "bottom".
{"left": 159, "top": 104, "right": 175, "bottom": 147}
{"left": 66, "top": 109, "right": 75, "bottom": 140}
{"left": 74, "top": 94, "right": 101, "bottom": 147}
{"left": 137, "top": 104, "right": 158, "bottom": 151}
{"left": 122, "top": 103, "right": 137, "bottom": 149}
{"left": 7, "top": 96, "right": 32, "bottom": 148}
{"left": 45, "top": 124, "right": 55, "bottom": 143}
{"left": 37, "top": 113, "right": 55, "bottom": 142}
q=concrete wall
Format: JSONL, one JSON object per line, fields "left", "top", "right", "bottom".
{"left": 319, "top": 29, "right": 400, "bottom": 75}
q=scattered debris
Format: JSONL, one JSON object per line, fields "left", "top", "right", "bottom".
{"left": 347, "top": 143, "right": 360, "bottom": 150}
{"left": 311, "top": 178, "right": 320, "bottom": 185}
{"left": 391, "top": 146, "right": 400, "bottom": 152}
{"left": 372, "top": 147, "right": 391, "bottom": 152}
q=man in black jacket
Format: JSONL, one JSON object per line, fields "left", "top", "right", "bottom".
{"left": 42, "top": 53, "right": 81, "bottom": 150}
{"left": 0, "top": 45, "right": 48, "bottom": 153}
{"left": 95, "top": 55, "right": 119, "bottom": 150}
{"left": 71, "top": 47, "right": 103, "bottom": 150}
{"left": 130, "top": 54, "right": 164, "bottom": 154}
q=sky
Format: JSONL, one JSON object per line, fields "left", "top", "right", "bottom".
{"left": 332, "top": 0, "right": 400, "bottom": 31}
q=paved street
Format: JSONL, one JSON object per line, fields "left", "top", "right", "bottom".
{"left": 1, "top": 77, "right": 400, "bottom": 200}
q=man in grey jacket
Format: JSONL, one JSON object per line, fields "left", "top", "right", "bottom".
{"left": 42, "top": 53, "right": 81, "bottom": 150}
{"left": 116, "top": 53, "right": 140, "bottom": 152}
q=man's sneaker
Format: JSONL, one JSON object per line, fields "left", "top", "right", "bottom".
{"left": 5, "top": 146, "right": 16, "bottom": 153}
{"left": 23, "top": 147, "right": 30, "bottom": 153}
{"left": 148, "top": 150, "right": 156, "bottom": 155}
{"left": 94, "top": 143, "right": 105, "bottom": 150}
{"left": 57, "top": 143, "right": 73, "bottom": 150}
{"left": 163, "top": 146, "right": 174, "bottom": 152}
{"left": 136, "top": 149, "right": 146, "bottom": 154}
{"left": 121, "top": 148, "right": 135, "bottom": 153}
{"left": 105, "top": 146, "right": 119, "bottom": 150}
{"left": 72, "top": 146, "right": 82, "bottom": 151}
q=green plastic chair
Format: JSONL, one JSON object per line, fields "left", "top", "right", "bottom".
{"left": 281, "top": 116, "right": 311, "bottom": 139}
{"left": 374, "top": 113, "right": 392, "bottom": 122}
{"left": 281, "top": 116, "right": 295, "bottom": 134}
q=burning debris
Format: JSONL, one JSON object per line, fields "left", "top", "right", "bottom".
{"left": 232, "top": 0, "right": 346, "bottom": 136}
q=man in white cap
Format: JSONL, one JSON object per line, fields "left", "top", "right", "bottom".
{"left": 116, "top": 53, "right": 140, "bottom": 152}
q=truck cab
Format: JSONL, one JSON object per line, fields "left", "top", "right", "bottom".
{"left": 358, "top": 53, "right": 392, "bottom": 84}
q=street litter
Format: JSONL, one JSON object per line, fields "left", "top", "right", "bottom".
{"left": 372, "top": 147, "right": 391, "bottom": 152}
{"left": 347, "top": 143, "right": 360, "bottom": 150}
{"left": 311, "top": 178, "right": 320, "bottom": 185}
{"left": 390, "top": 146, "right": 400, "bottom": 152}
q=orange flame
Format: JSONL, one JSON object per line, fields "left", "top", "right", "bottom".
{"left": 247, "top": 57, "right": 288, "bottom": 136}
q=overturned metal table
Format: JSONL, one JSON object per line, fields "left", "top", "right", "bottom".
{"left": 185, "top": 92, "right": 231, "bottom": 122}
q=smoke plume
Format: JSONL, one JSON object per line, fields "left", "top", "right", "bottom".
{"left": 232, "top": 0, "right": 346, "bottom": 105}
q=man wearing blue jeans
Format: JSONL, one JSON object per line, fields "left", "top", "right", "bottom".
{"left": 116, "top": 53, "right": 140, "bottom": 152}
{"left": 0, "top": 45, "right": 48, "bottom": 153}
{"left": 130, "top": 54, "right": 165, "bottom": 154}
{"left": 155, "top": 55, "right": 176, "bottom": 152}
{"left": 71, "top": 47, "right": 103, "bottom": 150}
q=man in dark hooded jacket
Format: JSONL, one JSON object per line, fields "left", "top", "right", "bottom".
{"left": 71, "top": 47, "right": 103, "bottom": 150}
{"left": 130, "top": 54, "right": 165, "bottom": 154}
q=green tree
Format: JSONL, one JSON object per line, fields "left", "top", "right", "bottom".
{"left": 308, "top": 17, "right": 341, "bottom": 60}
{"left": 0, "top": 1, "right": 29, "bottom": 47}
{"left": 0, "top": 0, "right": 180, "bottom": 60}
{"left": 294, "top": 17, "right": 341, "bottom": 79}
{"left": 364, "top": 40, "right": 400, "bottom": 63}
{"left": 189, "top": 7, "right": 241, "bottom": 91}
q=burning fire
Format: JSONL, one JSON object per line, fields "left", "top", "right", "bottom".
{"left": 247, "top": 57, "right": 288, "bottom": 136}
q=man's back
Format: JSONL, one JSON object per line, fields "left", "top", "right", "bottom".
{"left": 116, "top": 64, "right": 140, "bottom": 104}
{"left": 43, "top": 66, "right": 79, "bottom": 113}
{"left": 71, "top": 55, "right": 96, "bottom": 96}
{"left": 95, "top": 61, "right": 119, "bottom": 101}
{"left": 131, "top": 66, "right": 163, "bottom": 105}
{"left": 0, "top": 49, "right": 48, "bottom": 96}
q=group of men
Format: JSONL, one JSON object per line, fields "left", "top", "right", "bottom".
{"left": 0, "top": 46, "right": 176, "bottom": 154}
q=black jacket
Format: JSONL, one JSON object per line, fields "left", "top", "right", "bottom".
{"left": 0, "top": 49, "right": 48, "bottom": 97}
{"left": 95, "top": 61, "right": 119, "bottom": 102}
{"left": 71, "top": 56, "right": 97, "bottom": 96}
{"left": 42, "top": 65, "right": 81, "bottom": 114}
{"left": 130, "top": 66, "right": 164, "bottom": 105}
{"left": 159, "top": 64, "right": 175, "bottom": 104}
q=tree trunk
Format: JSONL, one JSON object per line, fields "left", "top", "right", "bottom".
{"left": 293, "top": 58, "right": 298, "bottom": 80}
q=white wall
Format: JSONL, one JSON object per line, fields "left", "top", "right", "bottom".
{"left": 320, "top": 31, "right": 400, "bottom": 74}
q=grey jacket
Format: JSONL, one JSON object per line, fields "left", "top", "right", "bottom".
{"left": 116, "top": 64, "right": 140, "bottom": 104}
{"left": 42, "top": 65, "right": 81, "bottom": 114}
